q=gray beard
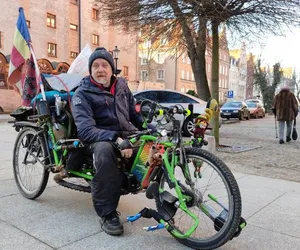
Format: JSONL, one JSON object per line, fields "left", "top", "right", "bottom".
{"left": 95, "top": 79, "right": 107, "bottom": 85}
{"left": 95, "top": 78, "right": 109, "bottom": 87}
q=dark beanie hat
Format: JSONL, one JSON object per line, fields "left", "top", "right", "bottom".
{"left": 88, "top": 47, "right": 115, "bottom": 74}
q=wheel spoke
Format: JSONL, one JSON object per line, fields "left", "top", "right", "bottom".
{"left": 13, "top": 128, "right": 49, "bottom": 199}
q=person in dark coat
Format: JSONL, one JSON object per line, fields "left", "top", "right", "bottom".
{"left": 272, "top": 85, "right": 298, "bottom": 144}
{"left": 72, "top": 47, "right": 147, "bottom": 236}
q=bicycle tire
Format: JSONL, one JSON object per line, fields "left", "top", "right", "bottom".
{"left": 13, "top": 127, "right": 49, "bottom": 199}
{"left": 158, "top": 147, "right": 242, "bottom": 250}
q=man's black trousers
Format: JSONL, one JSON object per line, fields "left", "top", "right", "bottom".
{"left": 86, "top": 141, "right": 124, "bottom": 217}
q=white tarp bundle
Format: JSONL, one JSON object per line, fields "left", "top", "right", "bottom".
{"left": 43, "top": 73, "right": 84, "bottom": 92}
{"left": 67, "top": 44, "right": 92, "bottom": 75}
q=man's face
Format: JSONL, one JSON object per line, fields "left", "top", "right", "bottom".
{"left": 91, "top": 58, "right": 113, "bottom": 87}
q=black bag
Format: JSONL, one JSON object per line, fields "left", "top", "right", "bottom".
{"left": 66, "top": 147, "right": 85, "bottom": 171}
{"left": 292, "top": 119, "right": 298, "bottom": 141}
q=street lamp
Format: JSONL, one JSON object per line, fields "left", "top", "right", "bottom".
{"left": 112, "top": 45, "right": 120, "bottom": 76}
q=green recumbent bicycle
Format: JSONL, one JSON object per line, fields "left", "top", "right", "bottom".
{"left": 10, "top": 94, "right": 245, "bottom": 250}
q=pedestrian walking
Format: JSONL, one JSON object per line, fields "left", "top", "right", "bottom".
{"left": 272, "top": 85, "right": 298, "bottom": 144}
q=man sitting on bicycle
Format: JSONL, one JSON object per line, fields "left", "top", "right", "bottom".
{"left": 72, "top": 47, "right": 147, "bottom": 236}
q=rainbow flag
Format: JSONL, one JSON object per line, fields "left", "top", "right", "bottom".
{"left": 7, "top": 7, "right": 31, "bottom": 94}
{"left": 7, "top": 7, "right": 45, "bottom": 105}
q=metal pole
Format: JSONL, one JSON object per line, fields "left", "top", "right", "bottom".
{"left": 115, "top": 58, "right": 118, "bottom": 76}
{"left": 274, "top": 115, "right": 278, "bottom": 138}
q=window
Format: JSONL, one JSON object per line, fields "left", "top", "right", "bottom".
{"left": 141, "top": 57, "right": 148, "bottom": 65}
{"left": 182, "top": 95, "right": 197, "bottom": 104}
{"left": 157, "top": 69, "right": 164, "bottom": 80}
{"left": 92, "top": 8, "right": 99, "bottom": 20}
{"left": 123, "top": 66, "right": 129, "bottom": 77}
{"left": 158, "top": 91, "right": 182, "bottom": 103}
{"left": 191, "top": 72, "right": 194, "bottom": 81}
{"left": 181, "top": 70, "right": 185, "bottom": 79}
{"left": 187, "top": 57, "right": 191, "bottom": 64}
{"left": 92, "top": 34, "right": 99, "bottom": 45}
{"left": 134, "top": 91, "right": 158, "bottom": 101}
{"left": 157, "top": 53, "right": 164, "bottom": 63}
{"left": 47, "top": 13, "right": 56, "bottom": 28}
{"left": 70, "top": 23, "right": 78, "bottom": 31}
{"left": 48, "top": 43, "right": 57, "bottom": 57}
{"left": 187, "top": 71, "right": 190, "bottom": 80}
{"left": 141, "top": 70, "right": 148, "bottom": 81}
{"left": 26, "top": 20, "right": 30, "bottom": 28}
{"left": 70, "top": 51, "right": 78, "bottom": 58}
{"left": 182, "top": 54, "right": 185, "bottom": 63}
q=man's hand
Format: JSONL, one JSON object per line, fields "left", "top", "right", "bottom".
{"left": 115, "top": 137, "right": 133, "bottom": 158}
{"left": 121, "top": 148, "right": 133, "bottom": 158}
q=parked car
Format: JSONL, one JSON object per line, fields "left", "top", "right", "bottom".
{"left": 220, "top": 101, "right": 250, "bottom": 120}
{"left": 133, "top": 89, "right": 221, "bottom": 136}
{"left": 245, "top": 99, "right": 265, "bottom": 113}
{"left": 246, "top": 102, "right": 265, "bottom": 118}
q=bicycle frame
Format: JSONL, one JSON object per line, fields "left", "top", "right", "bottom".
{"left": 35, "top": 114, "right": 199, "bottom": 238}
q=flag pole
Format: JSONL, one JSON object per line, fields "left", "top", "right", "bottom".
{"left": 29, "top": 45, "right": 46, "bottom": 101}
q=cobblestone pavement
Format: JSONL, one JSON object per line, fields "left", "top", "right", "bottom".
{"left": 215, "top": 115, "right": 300, "bottom": 183}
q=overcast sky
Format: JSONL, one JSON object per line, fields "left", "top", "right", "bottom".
{"left": 248, "top": 28, "right": 300, "bottom": 73}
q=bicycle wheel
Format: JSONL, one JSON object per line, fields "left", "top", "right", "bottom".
{"left": 158, "top": 147, "right": 241, "bottom": 250}
{"left": 13, "top": 127, "right": 49, "bottom": 199}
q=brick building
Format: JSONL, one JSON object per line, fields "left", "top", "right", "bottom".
{"left": 138, "top": 27, "right": 230, "bottom": 103}
{"left": 0, "top": 0, "right": 139, "bottom": 112}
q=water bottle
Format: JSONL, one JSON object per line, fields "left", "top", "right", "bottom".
{"left": 54, "top": 95, "right": 62, "bottom": 116}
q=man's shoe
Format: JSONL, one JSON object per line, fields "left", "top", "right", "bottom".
{"left": 279, "top": 139, "right": 284, "bottom": 144}
{"left": 100, "top": 211, "right": 124, "bottom": 236}
{"left": 286, "top": 136, "right": 291, "bottom": 142}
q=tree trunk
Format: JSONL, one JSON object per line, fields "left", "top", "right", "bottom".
{"left": 189, "top": 18, "right": 210, "bottom": 101}
{"left": 211, "top": 20, "right": 220, "bottom": 146}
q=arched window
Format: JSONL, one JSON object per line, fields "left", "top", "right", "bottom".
{"left": 0, "top": 53, "right": 8, "bottom": 89}
{"left": 56, "top": 62, "right": 70, "bottom": 73}
{"left": 38, "top": 58, "right": 53, "bottom": 74}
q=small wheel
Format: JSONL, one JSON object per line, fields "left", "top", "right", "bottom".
{"left": 13, "top": 127, "right": 49, "bottom": 199}
{"left": 158, "top": 148, "right": 242, "bottom": 250}
{"left": 183, "top": 114, "right": 198, "bottom": 137}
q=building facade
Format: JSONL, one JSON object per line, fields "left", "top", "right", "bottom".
{"left": 228, "top": 43, "right": 247, "bottom": 101}
{"left": 138, "top": 28, "right": 230, "bottom": 103}
{"left": 0, "top": 0, "right": 138, "bottom": 111}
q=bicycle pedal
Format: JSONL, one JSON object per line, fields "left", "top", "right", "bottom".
{"left": 143, "top": 223, "right": 165, "bottom": 231}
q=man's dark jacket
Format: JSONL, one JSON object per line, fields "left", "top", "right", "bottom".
{"left": 72, "top": 76, "right": 143, "bottom": 143}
